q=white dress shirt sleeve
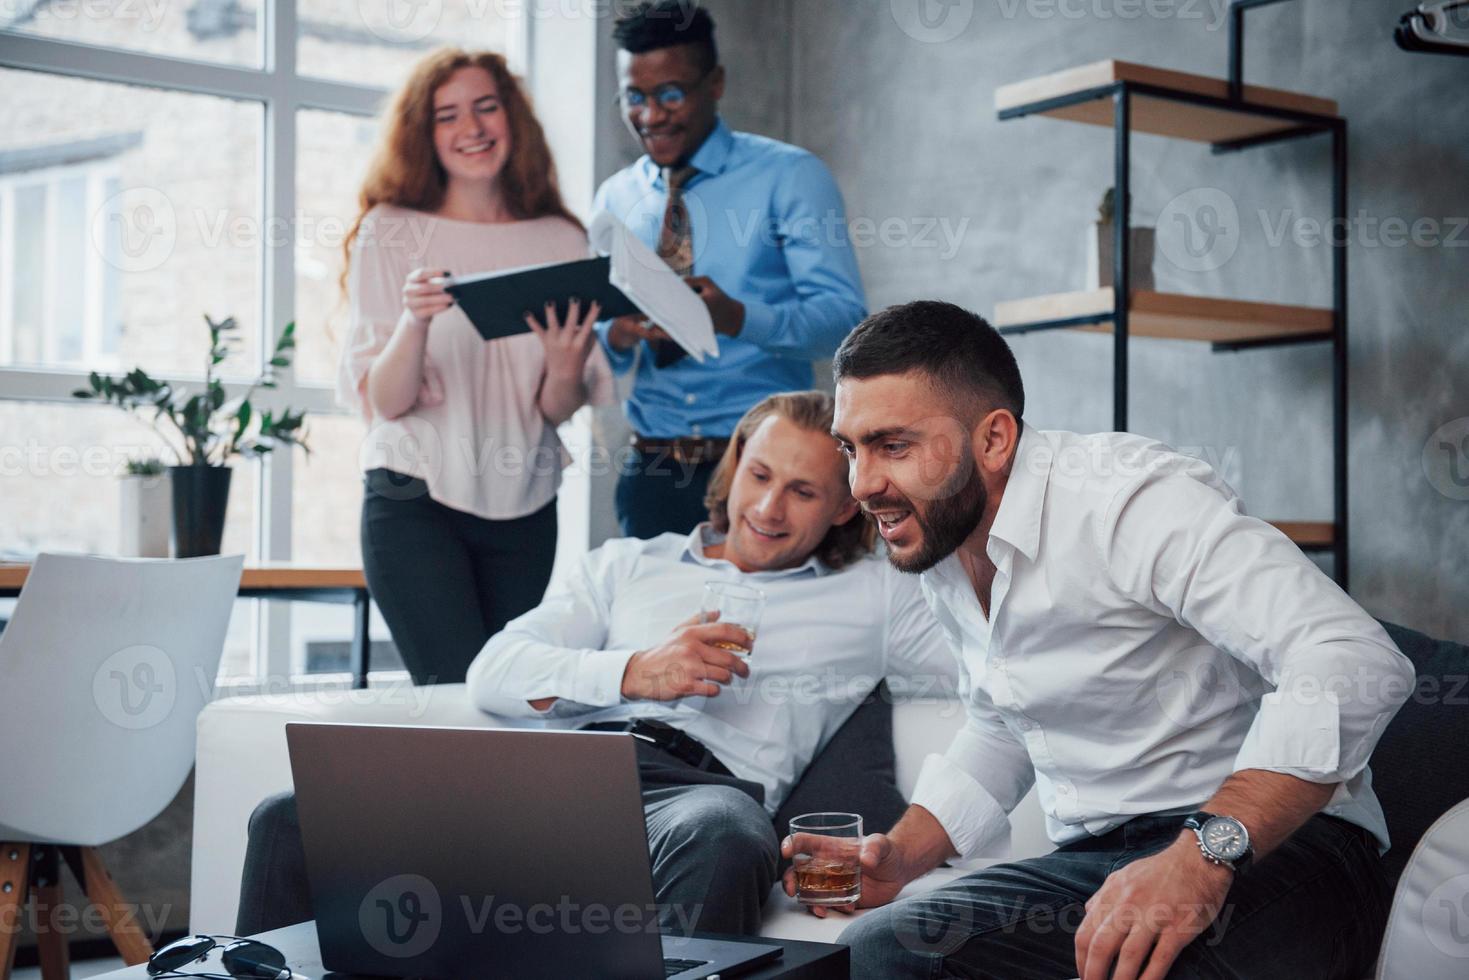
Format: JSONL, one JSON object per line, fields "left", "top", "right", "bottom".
{"left": 909, "top": 688, "right": 1036, "bottom": 861}
{"left": 880, "top": 562, "right": 963, "bottom": 698}
{"left": 464, "top": 540, "right": 643, "bottom": 718}
{"left": 1102, "top": 472, "right": 1415, "bottom": 790}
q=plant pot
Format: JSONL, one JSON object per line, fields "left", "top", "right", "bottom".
{"left": 170, "top": 464, "right": 232, "bottom": 558}
{"left": 1086, "top": 221, "right": 1156, "bottom": 291}
{"left": 118, "top": 474, "right": 172, "bottom": 558}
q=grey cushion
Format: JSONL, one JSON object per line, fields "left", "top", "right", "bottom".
{"left": 1371, "top": 620, "right": 1469, "bottom": 884}
{"left": 773, "top": 681, "right": 907, "bottom": 848}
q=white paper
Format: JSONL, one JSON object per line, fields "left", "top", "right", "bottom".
{"left": 588, "top": 210, "right": 719, "bottom": 362}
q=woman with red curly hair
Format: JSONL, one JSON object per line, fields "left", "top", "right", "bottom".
{"left": 337, "top": 48, "right": 612, "bottom": 686}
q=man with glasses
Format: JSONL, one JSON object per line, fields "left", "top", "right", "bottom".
{"left": 596, "top": 0, "right": 867, "bottom": 538}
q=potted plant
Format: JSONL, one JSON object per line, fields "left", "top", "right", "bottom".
{"left": 1086, "top": 187, "right": 1155, "bottom": 292}
{"left": 118, "top": 456, "right": 171, "bottom": 558}
{"left": 75, "top": 315, "right": 309, "bottom": 557}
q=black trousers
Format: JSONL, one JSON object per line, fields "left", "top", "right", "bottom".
{"left": 360, "top": 469, "right": 557, "bottom": 685}
{"left": 614, "top": 451, "right": 718, "bottom": 539}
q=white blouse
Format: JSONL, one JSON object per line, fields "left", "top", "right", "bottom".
{"left": 338, "top": 204, "right": 615, "bottom": 521}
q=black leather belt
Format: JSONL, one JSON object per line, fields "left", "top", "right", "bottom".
{"left": 631, "top": 436, "right": 730, "bottom": 466}
{"left": 581, "top": 719, "right": 732, "bottom": 776}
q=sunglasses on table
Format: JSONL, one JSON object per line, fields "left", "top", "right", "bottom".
{"left": 146, "top": 935, "right": 291, "bottom": 979}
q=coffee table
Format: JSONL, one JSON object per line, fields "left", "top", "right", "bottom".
{"left": 91, "top": 920, "right": 850, "bottom": 979}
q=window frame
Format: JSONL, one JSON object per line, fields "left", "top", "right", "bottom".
{"left": 0, "top": 2, "right": 530, "bottom": 688}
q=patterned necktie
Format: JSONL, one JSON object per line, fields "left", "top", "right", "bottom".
{"left": 652, "top": 164, "right": 698, "bottom": 368}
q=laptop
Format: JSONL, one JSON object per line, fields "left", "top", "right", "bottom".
{"left": 286, "top": 722, "right": 784, "bottom": 980}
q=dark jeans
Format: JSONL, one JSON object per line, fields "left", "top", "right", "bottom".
{"left": 842, "top": 813, "right": 1392, "bottom": 980}
{"left": 237, "top": 741, "right": 779, "bottom": 939}
{"left": 615, "top": 450, "right": 718, "bottom": 539}
{"left": 360, "top": 469, "right": 556, "bottom": 685}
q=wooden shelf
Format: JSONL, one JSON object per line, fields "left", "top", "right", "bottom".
{"left": 1270, "top": 521, "right": 1335, "bottom": 550}
{"left": 994, "top": 289, "right": 1333, "bottom": 347}
{"left": 994, "top": 60, "right": 1339, "bottom": 144}
{"left": 0, "top": 563, "right": 365, "bottom": 595}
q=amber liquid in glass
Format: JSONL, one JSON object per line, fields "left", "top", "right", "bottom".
{"left": 794, "top": 858, "right": 860, "bottom": 906}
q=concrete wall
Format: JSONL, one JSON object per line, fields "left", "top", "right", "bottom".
{"left": 714, "top": 0, "right": 1467, "bottom": 638}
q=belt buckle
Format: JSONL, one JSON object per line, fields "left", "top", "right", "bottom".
{"left": 671, "top": 442, "right": 692, "bottom": 465}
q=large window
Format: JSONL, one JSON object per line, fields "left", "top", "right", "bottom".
{"left": 1, "top": 1, "right": 527, "bottom": 687}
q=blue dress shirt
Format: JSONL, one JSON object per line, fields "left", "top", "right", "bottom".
{"left": 593, "top": 118, "right": 867, "bottom": 438}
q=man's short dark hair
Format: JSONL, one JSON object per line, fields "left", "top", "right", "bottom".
{"left": 613, "top": 1, "right": 718, "bottom": 73}
{"left": 833, "top": 300, "right": 1026, "bottom": 421}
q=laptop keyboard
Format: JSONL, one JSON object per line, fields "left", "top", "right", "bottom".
{"left": 663, "top": 957, "right": 711, "bottom": 977}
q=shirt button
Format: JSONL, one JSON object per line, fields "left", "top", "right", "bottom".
{"left": 1057, "top": 784, "right": 1072, "bottom": 796}
{"left": 691, "top": 424, "right": 702, "bottom": 436}
{"left": 685, "top": 393, "right": 697, "bottom": 405}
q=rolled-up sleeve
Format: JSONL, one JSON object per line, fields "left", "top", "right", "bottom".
{"left": 735, "top": 154, "right": 866, "bottom": 360}
{"left": 1103, "top": 472, "right": 1415, "bottom": 789}
{"left": 465, "top": 541, "right": 641, "bottom": 718}
{"left": 910, "top": 689, "right": 1036, "bottom": 861}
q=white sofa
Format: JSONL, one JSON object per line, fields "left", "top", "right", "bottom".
{"left": 189, "top": 683, "right": 1054, "bottom": 942}
{"left": 190, "top": 684, "right": 1463, "bottom": 976}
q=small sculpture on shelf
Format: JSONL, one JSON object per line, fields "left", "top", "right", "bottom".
{"left": 1087, "top": 186, "right": 1155, "bottom": 292}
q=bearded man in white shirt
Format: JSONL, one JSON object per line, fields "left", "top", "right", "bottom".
{"left": 812, "top": 300, "right": 1414, "bottom": 980}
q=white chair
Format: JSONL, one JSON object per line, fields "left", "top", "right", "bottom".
{"left": 0, "top": 553, "right": 243, "bottom": 979}
{"left": 1376, "top": 795, "right": 1469, "bottom": 979}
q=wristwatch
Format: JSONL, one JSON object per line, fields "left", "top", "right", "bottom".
{"left": 1183, "top": 811, "right": 1254, "bottom": 873}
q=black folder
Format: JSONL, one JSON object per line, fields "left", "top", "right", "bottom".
{"left": 445, "top": 256, "right": 643, "bottom": 342}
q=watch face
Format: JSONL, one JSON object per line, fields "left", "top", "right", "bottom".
{"left": 1201, "top": 816, "right": 1249, "bottom": 862}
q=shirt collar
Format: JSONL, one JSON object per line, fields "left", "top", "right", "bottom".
{"left": 639, "top": 117, "right": 734, "bottom": 185}
{"left": 679, "top": 522, "right": 829, "bottom": 579}
{"left": 987, "top": 423, "right": 1051, "bottom": 563}
{"left": 921, "top": 425, "right": 1051, "bottom": 601}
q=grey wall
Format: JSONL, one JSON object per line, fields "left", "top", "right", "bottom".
{"left": 714, "top": 0, "right": 1467, "bottom": 638}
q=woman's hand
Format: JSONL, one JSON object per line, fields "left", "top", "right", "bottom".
{"left": 403, "top": 267, "right": 454, "bottom": 325}
{"left": 526, "top": 297, "right": 602, "bottom": 381}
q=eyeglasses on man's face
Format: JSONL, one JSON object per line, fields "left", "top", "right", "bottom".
{"left": 617, "top": 68, "right": 714, "bottom": 113}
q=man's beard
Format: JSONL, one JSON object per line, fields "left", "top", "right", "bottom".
{"left": 883, "top": 457, "right": 987, "bottom": 575}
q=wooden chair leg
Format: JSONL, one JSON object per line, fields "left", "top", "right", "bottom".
{"left": 71, "top": 848, "right": 153, "bottom": 966}
{"left": 0, "top": 843, "right": 32, "bottom": 980}
{"left": 30, "top": 847, "right": 69, "bottom": 980}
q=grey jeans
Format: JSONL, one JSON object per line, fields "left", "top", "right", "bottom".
{"left": 840, "top": 813, "right": 1391, "bottom": 980}
{"left": 237, "top": 741, "right": 780, "bottom": 938}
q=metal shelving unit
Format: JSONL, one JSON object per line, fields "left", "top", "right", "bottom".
{"left": 991, "top": 0, "right": 1349, "bottom": 585}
